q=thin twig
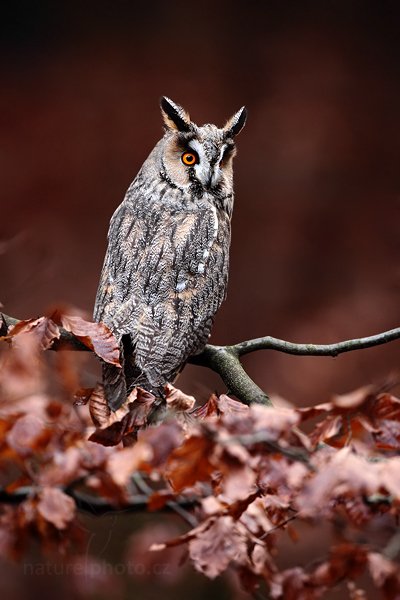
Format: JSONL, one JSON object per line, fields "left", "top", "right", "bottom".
{"left": 259, "top": 513, "right": 298, "bottom": 540}
{"left": 132, "top": 472, "right": 198, "bottom": 528}
{"left": 231, "top": 327, "right": 400, "bottom": 357}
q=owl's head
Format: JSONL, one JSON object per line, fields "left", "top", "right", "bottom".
{"left": 157, "top": 97, "right": 247, "bottom": 198}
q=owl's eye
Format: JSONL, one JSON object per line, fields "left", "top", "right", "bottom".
{"left": 181, "top": 151, "right": 198, "bottom": 166}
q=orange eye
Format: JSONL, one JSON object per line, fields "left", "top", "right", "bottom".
{"left": 182, "top": 151, "right": 198, "bottom": 166}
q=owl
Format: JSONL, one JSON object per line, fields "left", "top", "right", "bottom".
{"left": 94, "top": 97, "right": 247, "bottom": 410}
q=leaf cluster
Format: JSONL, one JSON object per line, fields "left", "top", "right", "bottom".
{"left": 0, "top": 313, "right": 399, "bottom": 598}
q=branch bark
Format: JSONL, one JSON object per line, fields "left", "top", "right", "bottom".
{"left": 2, "top": 312, "right": 400, "bottom": 407}
{"left": 0, "top": 485, "right": 198, "bottom": 517}
{"left": 232, "top": 328, "right": 400, "bottom": 357}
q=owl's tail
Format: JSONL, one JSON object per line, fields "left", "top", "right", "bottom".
{"left": 101, "top": 334, "right": 173, "bottom": 411}
{"left": 102, "top": 362, "right": 127, "bottom": 411}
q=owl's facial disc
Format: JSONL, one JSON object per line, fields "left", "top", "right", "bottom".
{"left": 187, "top": 138, "right": 228, "bottom": 190}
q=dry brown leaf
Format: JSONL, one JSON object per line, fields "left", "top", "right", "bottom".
{"left": 106, "top": 441, "right": 153, "bottom": 486}
{"left": 192, "top": 394, "right": 249, "bottom": 420}
{"left": 89, "top": 384, "right": 113, "bottom": 427}
{"left": 6, "top": 414, "right": 51, "bottom": 456}
{"left": 147, "top": 490, "right": 176, "bottom": 511}
{"left": 297, "top": 448, "right": 379, "bottom": 515}
{"left": 270, "top": 567, "right": 315, "bottom": 599}
{"left": 220, "top": 464, "right": 257, "bottom": 503}
{"left": 165, "top": 384, "right": 196, "bottom": 411}
{"left": 166, "top": 435, "right": 215, "bottom": 492}
{"left": 89, "top": 386, "right": 156, "bottom": 446}
{"left": 217, "top": 394, "right": 250, "bottom": 416}
{"left": 58, "top": 314, "right": 121, "bottom": 366}
{"left": 8, "top": 317, "right": 60, "bottom": 350}
{"left": 191, "top": 394, "right": 219, "bottom": 419}
{"left": 37, "top": 487, "right": 76, "bottom": 530}
{"left": 139, "top": 422, "right": 183, "bottom": 467}
{"left": 188, "top": 515, "right": 248, "bottom": 579}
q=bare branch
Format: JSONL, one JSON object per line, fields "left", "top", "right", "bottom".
{"left": 0, "top": 485, "right": 198, "bottom": 517}
{"left": 1, "top": 312, "right": 272, "bottom": 406}
{"left": 0, "top": 313, "right": 88, "bottom": 352}
{"left": 231, "top": 327, "right": 400, "bottom": 357}
{"left": 132, "top": 472, "right": 198, "bottom": 528}
{"left": 190, "top": 345, "right": 272, "bottom": 406}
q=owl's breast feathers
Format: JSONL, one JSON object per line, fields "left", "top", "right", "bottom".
{"left": 94, "top": 182, "right": 231, "bottom": 406}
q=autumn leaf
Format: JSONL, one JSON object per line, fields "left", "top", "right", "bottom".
{"left": 37, "top": 487, "right": 76, "bottom": 530}
{"left": 8, "top": 317, "right": 60, "bottom": 350}
{"left": 297, "top": 386, "right": 400, "bottom": 448}
{"left": 270, "top": 567, "right": 312, "bottom": 599}
{"left": 106, "top": 441, "right": 153, "bottom": 486}
{"left": 57, "top": 314, "right": 121, "bottom": 366}
{"left": 166, "top": 435, "right": 216, "bottom": 492}
{"left": 7, "top": 414, "right": 51, "bottom": 457}
{"left": 188, "top": 516, "right": 248, "bottom": 579}
{"left": 191, "top": 394, "right": 220, "bottom": 419}
{"left": 89, "top": 384, "right": 113, "bottom": 427}
{"left": 147, "top": 490, "right": 176, "bottom": 511}
{"left": 89, "top": 387, "right": 156, "bottom": 446}
{"left": 139, "top": 422, "right": 183, "bottom": 467}
{"left": 220, "top": 463, "right": 257, "bottom": 503}
{"left": 248, "top": 404, "right": 300, "bottom": 440}
{"left": 165, "top": 384, "right": 196, "bottom": 411}
{"left": 192, "top": 394, "right": 249, "bottom": 419}
{"left": 2, "top": 311, "right": 400, "bottom": 600}
{"left": 217, "top": 394, "right": 250, "bottom": 416}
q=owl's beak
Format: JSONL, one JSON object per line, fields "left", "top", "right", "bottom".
{"left": 204, "top": 167, "right": 221, "bottom": 190}
{"left": 204, "top": 174, "right": 213, "bottom": 189}
{"left": 195, "top": 161, "right": 220, "bottom": 190}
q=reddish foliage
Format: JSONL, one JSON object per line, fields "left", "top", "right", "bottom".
{"left": 8, "top": 317, "right": 60, "bottom": 350}
{"left": 88, "top": 386, "right": 157, "bottom": 446}
{"left": 55, "top": 312, "right": 121, "bottom": 366}
{"left": 0, "top": 313, "right": 400, "bottom": 598}
{"left": 166, "top": 435, "right": 216, "bottom": 492}
{"left": 36, "top": 487, "right": 76, "bottom": 530}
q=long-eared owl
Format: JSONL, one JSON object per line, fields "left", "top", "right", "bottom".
{"left": 94, "top": 97, "right": 247, "bottom": 410}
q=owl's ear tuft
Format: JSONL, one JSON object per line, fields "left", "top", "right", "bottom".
{"left": 224, "top": 106, "right": 247, "bottom": 137}
{"left": 160, "top": 96, "right": 191, "bottom": 132}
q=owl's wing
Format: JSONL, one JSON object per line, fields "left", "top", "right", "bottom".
{"left": 94, "top": 196, "right": 230, "bottom": 409}
{"left": 129, "top": 203, "right": 230, "bottom": 389}
{"left": 94, "top": 200, "right": 158, "bottom": 409}
{"left": 94, "top": 200, "right": 158, "bottom": 333}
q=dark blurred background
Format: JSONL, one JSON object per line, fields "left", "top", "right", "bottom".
{"left": 1, "top": 1, "right": 400, "bottom": 596}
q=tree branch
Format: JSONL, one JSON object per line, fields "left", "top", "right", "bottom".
{"left": 0, "top": 485, "right": 198, "bottom": 517}
{"left": 231, "top": 327, "right": 400, "bottom": 357}
{"left": 190, "top": 345, "right": 272, "bottom": 406}
{"left": 3, "top": 312, "right": 400, "bottom": 407}
{"left": 1, "top": 312, "right": 272, "bottom": 406}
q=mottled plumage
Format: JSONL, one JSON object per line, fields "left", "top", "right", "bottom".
{"left": 94, "top": 97, "right": 247, "bottom": 410}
